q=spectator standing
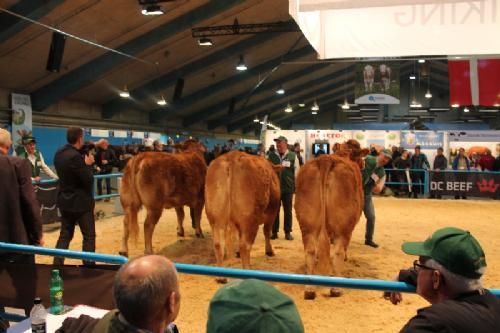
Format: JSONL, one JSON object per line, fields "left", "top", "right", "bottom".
{"left": 293, "top": 142, "right": 304, "bottom": 166}
{"left": 430, "top": 147, "right": 448, "bottom": 199}
{"left": 268, "top": 136, "right": 300, "bottom": 241}
{"left": 478, "top": 149, "right": 495, "bottom": 171}
{"left": 452, "top": 147, "right": 470, "bottom": 199}
{"left": 153, "top": 140, "right": 163, "bottom": 152}
{"left": 207, "top": 279, "right": 304, "bottom": 333}
{"left": 95, "top": 139, "right": 117, "bottom": 201}
{"left": 393, "top": 150, "right": 411, "bottom": 197}
{"left": 384, "top": 227, "right": 500, "bottom": 333}
{"left": 0, "top": 128, "right": 43, "bottom": 317}
{"left": 15, "top": 136, "right": 58, "bottom": 182}
{"left": 362, "top": 149, "right": 392, "bottom": 248}
{"left": 53, "top": 127, "right": 96, "bottom": 265}
{"left": 410, "top": 145, "right": 430, "bottom": 198}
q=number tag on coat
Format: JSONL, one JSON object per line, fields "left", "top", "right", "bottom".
{"left": 282, "top": 160, "right": 291, "bottom": 168}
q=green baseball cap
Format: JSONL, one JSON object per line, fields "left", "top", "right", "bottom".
{"left": 206, "top": 279, "right": 304, "bottom": 333}
{"left": 381, "top": 149, "right": 392, "bottom": 159}
{"left": 22, "top": 136, "right": 36, "bottom": 144}
{"left": 274, "top": 136, "right": 288, "bottom": 142}
{"left": 402, "top": 227, "right": 486, "bottom": 279}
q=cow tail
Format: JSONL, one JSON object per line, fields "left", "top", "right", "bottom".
{"left": 319, "top": 157, "right": 334, "bottom": 237}
{"left": 123, "top": 156, "right": 141, "bottom": 242}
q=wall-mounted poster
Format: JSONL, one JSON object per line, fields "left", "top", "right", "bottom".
{"left": 400, "top": 131, "right": 444, "bottom": 150}
{"left": 354, "top": 62, "right": 400, "bottom": 104}
{"left": 305, "top": 130, "right": 352, "bottom": 160}
{"left": 11, "top": 93, "right": 33, "bottom": 150}
{"left": 352, "top": 130, "right": 400, "bottom": 150}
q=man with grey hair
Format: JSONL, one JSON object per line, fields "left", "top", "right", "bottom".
{"left": 384, "top": 227, "right": 500, "bottom": 332}
{"left": 92, "top": 255, "right": 181, "bottom": 333}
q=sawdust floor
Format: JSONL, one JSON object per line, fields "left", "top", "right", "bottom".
{"left": 38, "top": 197, "right": 500, "bottom": 333}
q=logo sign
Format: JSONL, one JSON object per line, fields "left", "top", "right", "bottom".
{"left": 400, "top": 131, "right": 444, "bottom": 150}
{"left": 429, "top": 171, "right": 500, "bottom": 198}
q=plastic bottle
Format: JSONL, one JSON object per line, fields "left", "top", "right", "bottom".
{"left": 30, "top": 297, "right": 47, "bottom": 333}
{"left": 49, "top": 269, "right": 64, "bottom": 314}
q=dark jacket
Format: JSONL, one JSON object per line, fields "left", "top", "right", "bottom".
{"left": 393, "top": 157, "right": 411, "bottom": 170}
{"left": 410, "top": 154, "right": 430, "bottom": 170}
{"left": 398, "top": 269, "right": 500, "bottom": 333}
{"left": 0, "top": 155, "right": 42, "bottom": 246}
{"left": 494, "top": 156, "right": 500, "bottom": 171}
{"left": 95, "top": 147, "right": 117, "bottom": 173}
{"left": 54, "top": 144, "right": 94, "bottom": 212}
{"left": 452, "top": 155, "right": 470, "bottom": 170}
{"left": 433, "top": 155, "right": 448, "bottom": 170}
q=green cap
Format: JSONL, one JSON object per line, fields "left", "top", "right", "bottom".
{"left": 402, "top": 227, "right": 486, "bottom": 279}
{"left": 274, "top": 136, "right": 288, "bottom": 143}
{"left": 206, "top": 279, "right": 304, "bottom": 333}
{"left": 381, "top": 149, "right": 392, "bottom": 159}
{"left": 22, "top": 136, "right": 36, "bottom": 144}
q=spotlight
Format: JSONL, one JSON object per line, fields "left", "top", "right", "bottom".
{"left": 284, "top": 103, "right": 293, "bottom": 113}
{"left": 311, "top": 101, "right": 319, "bottom": 111}
{"left": 276, "top": 86, "right": 285, "bottom": 95}
{"left": 410, "top": 100, "right": 422, "bottom": 108}
{"left": 311, "top": 110, "right": 318, "bottom": 115}
{"left": 425, "top": 90, "right": 432, "bottom": 99}
{"left": 341, "top": 99, "right": 350, "bottom": 110}
{"left": 157, "top": 95, "right": 167, "bottom": 106}
{"left": 141, "top": 4, "right": 164, "bottom": 15}
{"left": 451, "top": 104, "right": 460, "bottom": 108}
{"left": 236, "top": 55, "right": 247, "bottom": 71}
{"left": 409, "top": 75, "right": 416, "bottom": 80}
{"left": 119, "top": 86, "right": 130, "bottom": 98}
{"left": 253, "top": 116, "right": 259, "bottom": 123}
{"left": 463, "top": 107, "right": 470, "bottom": 113}
{"left": 298, "top": 102, "right": 305, "bottom": 107}
{"left": 418, "top": 59, "right": 426, "bottom": 63}
{"left": 198, "top": 37, "right": 213, "bottom": 46}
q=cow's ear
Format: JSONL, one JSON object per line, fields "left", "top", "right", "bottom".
{"left": 360, "top": 149, "right": 370, "bottom": 157}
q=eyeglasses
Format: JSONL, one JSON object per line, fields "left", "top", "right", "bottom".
{"left": 413, "top": 260, "right": 435, "bottom": 272}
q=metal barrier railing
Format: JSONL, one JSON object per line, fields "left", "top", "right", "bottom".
{"left": 33, "top": 173, "right": 123, "bottom": 200}
{"left": 1, "top": 242, "right": 499, "bottom": 296}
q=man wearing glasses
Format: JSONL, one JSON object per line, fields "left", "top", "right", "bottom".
{"left": 385, "top": 227, "right": 500, "bottom": 332}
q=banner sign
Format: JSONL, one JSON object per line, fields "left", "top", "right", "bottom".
{"left": 34, "top": 183, "right": 61, "bottom": 224}
{"left": 11, "top": 93, "right": 33, "bottom": 150}
{"left": 290, "top": 0, "right": 500, "bottom": 59}
{"left": 429, "top": 171, "right": 500, "bottom": 198}
{"left": 400, "top": 131, "right": 444, "bottom": 150}
{"left": 448, "top": 130, "right": 500, "bottom": 142}
{"left": 355, "top": 62, "right": 400, "bottom": 104}
{"left": 352, "top": 130, "right": 400, "bottom": 149}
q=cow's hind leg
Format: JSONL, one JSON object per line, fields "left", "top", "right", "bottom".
{"left": 213, "top": 224, "right": 227, "bottom": 284}
{"left": 175, "top": 207, "right": 185, "bottom": 237}
{"left": 119, "top": 206, "right": 139, "bottom": 257}
{"left": 119, "top": 214, "right": 130, "bottom": 257}
{"left": 143, "top": 208, "right": 162, "bottom": 254}
{"left": 238, "top": 225, "right": 258, "bottom": 269}
{"left": 263, "top": 222, "right": 274, "bottom": 257}
{"left": 302, "top": 230, "right": 320, "bottom": 300}
{"left": 192, "top": 201, "right": 204, "bottom": 238}
{"left": 330, "top": 235, "right": 350, "bottom": 297}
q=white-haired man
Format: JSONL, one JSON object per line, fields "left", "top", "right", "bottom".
{"left": 385, "top": 227, "right": 500, "bottom": 332}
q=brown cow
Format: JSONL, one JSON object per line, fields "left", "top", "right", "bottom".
{"left": 119, "top": 140, "right": 206, "bottom": 256}
{"left": 295, "top": 140, "right": 368, "bottom": 299}
{"left": 205, "top": 151, "right": 280, "bottom": 274}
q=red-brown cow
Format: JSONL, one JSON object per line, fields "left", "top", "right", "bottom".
{"left": 205, "top": 151, "right": 280, "bottom": 274}
{"left": 119, "top": 140, "right": 206, "bottom": 256}
{"left": 295, "top": 140, "right": 368, "bottom": 299}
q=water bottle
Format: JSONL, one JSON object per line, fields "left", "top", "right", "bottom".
{"left": 30, "top": 298, "right": 47, "bottom": 333}
{"left": 49, "top": 269, "right": 64, "bottom": 314}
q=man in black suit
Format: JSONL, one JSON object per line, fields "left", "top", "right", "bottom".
{"left": 53, "top": 127, "right": 95, "bottom": 265}
{"left": 0, "top": 128, "right": 43, "bottom": 318}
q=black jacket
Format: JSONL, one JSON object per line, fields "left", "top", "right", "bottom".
{"left": 0, "top": 155, "right": 42, "bottom": 246}
{"left": 398, "top": 269, "right": 500, "bottom": 333}
{"left": 433, "top": 155, "right": 448, "bottom": 170}
{"left": 54, "top": 144, "right": 94, "bottom": 212}
{"left": 95, "top": 147, "right": 117, "bottom": 173}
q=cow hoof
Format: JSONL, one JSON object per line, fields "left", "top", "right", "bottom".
{"left": 177, "top": 230, "right": 185, "bottom": 237}
{"left": 118, "top": 251, "right": 128, "bottom": 258}
{"left": 330, "top": 288, "right": 342, "bottom": 297}
{"left": 265, "top": 251, "right": 275, "bottom": 257}
{"left": 196, "top": 232, "right": 204, "bottom": 239}
{"left": 235, "top": 251, "right": 240, "bottom": 258}
{"left": 304, "top": 290, "right": 316, "bottom": 300}
{"left": 215, "top": 277, "right": 228, "bottom": 284}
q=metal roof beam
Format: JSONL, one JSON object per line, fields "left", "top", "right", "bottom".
{"left": 31, "top": 0, "right": 246, "bottom": 111}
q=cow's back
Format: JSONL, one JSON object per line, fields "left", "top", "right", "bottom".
{"left": 126, "top": 152, "right": 206, "bottom": 210}
{"left": 205, "top": 151, "right": 280, "bottom": 227}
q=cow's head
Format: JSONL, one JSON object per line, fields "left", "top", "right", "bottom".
{"left": 175, "top": 139, "right": 207, "bottom": 154}
{"left": 337, "top": 139, "right": 369, "bottom": 169}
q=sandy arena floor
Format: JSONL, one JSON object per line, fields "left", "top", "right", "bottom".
{"left": 38, "top": 197, "right": 500, "bottom": 333}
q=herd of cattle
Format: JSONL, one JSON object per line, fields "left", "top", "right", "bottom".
{"left": 119, "top": 139, "right": 369, "bottom": 299}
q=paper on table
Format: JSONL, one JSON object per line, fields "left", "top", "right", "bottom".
{"left": 7, "top": 305, "right": 109, "bottom": 333}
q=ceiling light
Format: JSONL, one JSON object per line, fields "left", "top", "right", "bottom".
{"left": 494, "top": 103, "right": 500, "bottom": 107}
{"left": 463, "top": 107, "right": 470, "bottom": 113}
{"left": 425, "top": 90, "right": 432, "bottom": 99}
{"left": 341, "top": 99, "right": 350, "bottom": 110}
{"left": 478, "top": 109, "right": 499, "bottom": 113}
{"left": 284, "top": 103, "right": 293, "bottom": 113}
{"left": 451, "top": 104, "right": 460, "bottom": 108}
{"left": 236, "top": 55, "right": 247, "bottom": 71}
{"left": 198, "top": 37, "right": 213, "bottom": 46}
{"left": 418, "top": 59, "right": 426, "bottom": 63}
{"left": 157, "top": 95, "right": 167, "bottom": 106}
{"left": 311, "top": 101, "right": 319, "bottom": 111}
{"left": 409, "top": 75, "right": 416, "bottom": 80}
{"left": 298, "top": 102, "right": 305, "bottom": 107}
{"left": 141, "top": 5, "right": 164, "bottom": 16}
{"left": 276, "top": 86, "right": 285, "bottom": 95}
{"left": 253, "top": 116, "right": 259, "bottom": 123}
{"left": 410, "top": 100, "right": 422, "bottom": 108}
{"left": 311, "top": 110, "right": 318, "bottom": 115}
{"left": 119, "top": 86, "right": 130, "bottom": 98}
